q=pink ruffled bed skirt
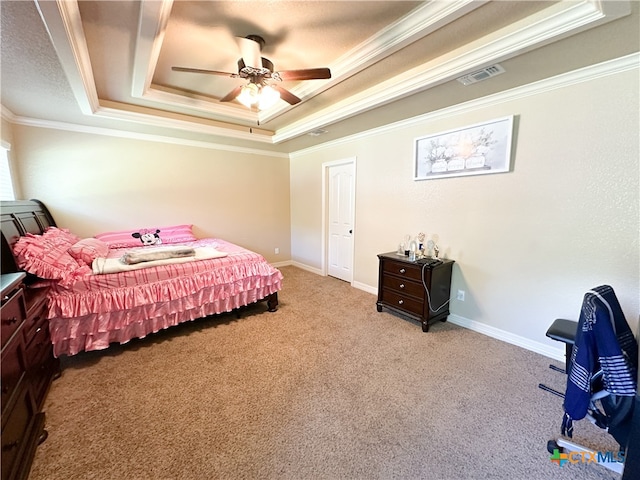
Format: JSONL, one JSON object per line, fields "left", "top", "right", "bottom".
{"left": 45, "top": 239, "right": 282, "bottom": 357}
{"left": 48, "top": 283, "right": 279, "bottom": 357}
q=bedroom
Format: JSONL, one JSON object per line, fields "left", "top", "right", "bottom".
{"left": 1, "top": 1, "right": 639, "bottom": 479}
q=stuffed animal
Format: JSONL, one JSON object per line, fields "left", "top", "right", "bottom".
{"left": 131, "top": 229, "right": 162, "bottom": 246}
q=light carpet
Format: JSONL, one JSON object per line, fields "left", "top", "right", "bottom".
{"left": 29, "top": 266, "right": 621, "bottom": 479}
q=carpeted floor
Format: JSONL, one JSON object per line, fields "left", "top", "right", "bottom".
{"left": 29, "top": 266, "right": 621, "bottom": 479}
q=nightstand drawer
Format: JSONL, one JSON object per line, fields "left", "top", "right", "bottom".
{"left": 381, "top": 259, "right": 422, "bottom": 281}
{"left": 380, "top": 289, "right": 424, "bottom": 317}
{"left": 382, "top": 275, "right": 424, "bottom": 298}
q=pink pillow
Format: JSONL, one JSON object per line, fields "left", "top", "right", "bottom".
{"left": 68, "top": 238, "right": 109, "bottom": 265}
{"left": 95, "top": 224, "right": 197, "bottom": 248}
{"left": 13, "top": 231, "right": 91, "bottom": 287}
{"left": 43, "top": 226, "right": 81, "bottom": 246}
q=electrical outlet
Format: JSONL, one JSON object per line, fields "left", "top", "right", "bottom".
{"left": 274, "top": 247, "right": 279, "bottom": 254}
{"left": 456, "top": 290, "right": 465, "bottom": 301}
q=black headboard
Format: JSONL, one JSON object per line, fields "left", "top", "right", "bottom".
{"left": 1, "top": 199, "right": 57, "bottom": 274}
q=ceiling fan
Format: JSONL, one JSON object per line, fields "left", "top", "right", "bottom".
{"left": 172, "top": 34, "right": 331, "bottom": 110}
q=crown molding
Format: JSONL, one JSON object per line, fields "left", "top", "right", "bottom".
{"left": 95, "top": 105, "right": 273, "bottom": 143}
{"left": 276, "top": 0, "right": 631, "bottom": 143}
{"left": 5, "top": 113, "right": 288, "bottom": 158}
{"left": 34, "top": 0, "right": 98, "bottom": 115}
{"left": 132, "top": 0, "right": 258, "bottom": 124}
{"left": 290, "top": 53, "right": 639, "bottom": 158}
{"left": 36, "top": 0, "right": 271, "bottom": 141}
{"left": 259, "top": 0, "right": 487, "bottom": 124}
{"left": 34, "top": 0, "right": 494, "bottom": 142}
{"left": 4, "top": 53, "right": 635, "bottom": 161}
{"left": 131, "top": 0, "right": 174, "bottom": 98}
{"left": 24, "top": 0, "right": 634, "bottom": 146}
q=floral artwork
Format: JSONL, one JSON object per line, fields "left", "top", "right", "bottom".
{"left": 414, "top": 116, "right": 514, "bottom": 180}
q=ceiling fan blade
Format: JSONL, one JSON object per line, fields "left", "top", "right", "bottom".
{"left": 272, "top": 85, "right": 301, "bottom": 105}
{"left": 236, "top": 36, "right": 262, "bottom": 69}
{"left": 276, "top": 68, "right": 331, "bottom": 81}
{"left": 219, "top": 86, "right": 244, "bottom": 103}
{"left": 172, "top": 66, "right": 234, "bottom": 77}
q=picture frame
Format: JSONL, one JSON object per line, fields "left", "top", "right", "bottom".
{"left": 414, "top": 115, "right": 514, "bottom": 180}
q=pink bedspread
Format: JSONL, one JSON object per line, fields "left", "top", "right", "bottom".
{"left": 46, "top": 239, "right": 282, "bottom": 357}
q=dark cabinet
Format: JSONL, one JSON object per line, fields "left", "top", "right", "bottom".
{"left": 376, "top": 252, "right": 454, "bottom": 332}
{"left": 1, "top": 273, "right": 59, "bottom": 480}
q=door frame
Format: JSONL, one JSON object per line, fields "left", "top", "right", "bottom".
{"left": 321, "top": 157, "right": 356, "bottom": 280}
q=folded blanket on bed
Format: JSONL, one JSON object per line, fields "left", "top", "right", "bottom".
{"left": 120, "top": 247, "right": 196, "bottom": 265}
{"left": 92, "top": 247, "right": 228, "bottom": 275}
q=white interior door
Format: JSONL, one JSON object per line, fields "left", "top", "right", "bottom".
{"left": 327, "top": 162, "right": 355, "bottom": 282}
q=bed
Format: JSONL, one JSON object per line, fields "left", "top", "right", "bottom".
{"left": 0, "top": 200, "right": 282, "bottom": 357}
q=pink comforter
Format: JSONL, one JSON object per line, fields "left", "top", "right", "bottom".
{"left": 45, "top": 239, "right": 282, "bottom": 357}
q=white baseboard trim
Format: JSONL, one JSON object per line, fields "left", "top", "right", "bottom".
{"left": 271, "top": 260, "right": 293, "bottom": 268}
{"left": 447, "top": 314, "right": 565, "bottom": 362}
{"left": 352, "top": 281, "right": 377, "bottom": 295}
{"left": 288, "top": 265, "right": 566, "bottom": 362}
{"left": 289, "top": 261, "right": 324, "bottom": 276}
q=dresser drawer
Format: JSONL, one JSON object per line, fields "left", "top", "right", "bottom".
{"left": 24, "top": 296, "right": 49, "bottom": 342}
{"left": 28, "top": 343, "right": 55, "bottom": 410}
{"left": 1, "top": 289, "right": 26, "bottom": 349}
{"left": 380, "top": 289, "right": 424, "bottom": 317}
{"left": 381, "top": 259, "right": 422, "bottom": 282}
{"left": 1, "top": 384, "right": 36, "bottom": 480}
{"left": 1, "top": 335, "right": 27, "bottom": 415}
{"left": 24, "top": 304, "right": 49, "bottom": 345}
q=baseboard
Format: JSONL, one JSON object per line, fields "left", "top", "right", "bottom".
{"left": 290, "top": 265, "right": 565, "bottom": 362}
{"left": 289, "top": 261, "right": 324, "bottom": 276}
{"left": 352, "top": 281, "right": 377, "bottom": 295}
{"left": 447, "top": 314, "right": 565, "bottom": 362}
{"left": 271, "top": 260, "right": 293, "bottom": 268}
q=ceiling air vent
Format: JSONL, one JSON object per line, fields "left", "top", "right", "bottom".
{"left": 456, "top": 64, "right": 505, "bottom": 86}
{"left": 308, "top": 129, "right": 328, "bottom": 137}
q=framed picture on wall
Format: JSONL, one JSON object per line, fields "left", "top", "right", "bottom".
{"left": 414, "top": 115, "right": 514, "bottom": 180}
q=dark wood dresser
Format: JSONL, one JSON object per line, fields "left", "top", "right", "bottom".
{"left": 1, "top": 272, "right": 59, "bottom": 480}
{"left": 376, "top": 252, "right": 454, "bottom": 332}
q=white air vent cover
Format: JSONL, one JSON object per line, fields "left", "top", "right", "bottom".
{"left": 308, "top": 129, "right": 328, "bottom": 137}
{"left": 456, "top": 64, "right": 505, "bottom": 86}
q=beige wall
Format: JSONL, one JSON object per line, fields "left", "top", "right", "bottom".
{"left": 5, "top": 58, "right": 638, "bottom": 356}
{"left": 12, "top": 127, "right": 291, "bottom": 263}
{"left": 290, "top": 63, "right": 639, "bottom": 353}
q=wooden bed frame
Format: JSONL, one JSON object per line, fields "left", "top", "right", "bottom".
{"left": 1, "top": 200, "right": 56, "bottom": 276}
{"left": 0, "top": 199, "right": 278, "bottom": 310}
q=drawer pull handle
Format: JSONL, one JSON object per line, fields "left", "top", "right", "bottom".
{"left": 398, "top": 300, "right": 404, "bottom": 305}
{"left": 2, "top": 317, "right": 19, "bottom": 325}
{"left": 399, "top": 268, "right": 406, "bottom": 274}
{"left": 399, "top": 284, "right": 405, "bottom": 289}
{"left": 2, "top": 440, "right": 19, "bottom": 451}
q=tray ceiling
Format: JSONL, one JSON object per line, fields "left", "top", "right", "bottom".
{"left": 0, "top": 1, "right": 636, "bottom": 153}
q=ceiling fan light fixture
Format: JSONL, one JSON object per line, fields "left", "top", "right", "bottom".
{"left": 258, "top": 85, "right": 280, "bottom": 110}
{"left": 237, "top": 83, "right": 259, "bottom": 108}
{"left": 236, "top": 83, "right": 281, "bottom": 110}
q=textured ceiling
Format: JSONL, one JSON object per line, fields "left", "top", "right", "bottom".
{"left": 1, "top": 1, "right": 638, "bottom": 153}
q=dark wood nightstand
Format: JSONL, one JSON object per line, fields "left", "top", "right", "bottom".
{"left": 376, "top": 252, "right": 454, "bottom": 332}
